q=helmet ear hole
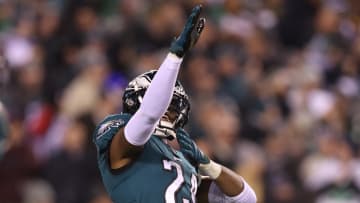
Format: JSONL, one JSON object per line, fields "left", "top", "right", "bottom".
{"left": 122, "top": 70, "right": 156, "bottom": 114}
{"left": 123, "top": 87, "right": 146, "bottom": 114}
{"left": 125, "top": 98, "right": 134, "bottom": 107}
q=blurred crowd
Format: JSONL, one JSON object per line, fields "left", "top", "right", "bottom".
{"left": 0, "top": 0, "right": 360, "bottom": 203}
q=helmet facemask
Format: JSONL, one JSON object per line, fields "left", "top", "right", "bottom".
{"left": 122, "top": 70, "right": 190, "bottom": 140}
{"left": 153, "top": 94, "right": 190, "bottom": 140}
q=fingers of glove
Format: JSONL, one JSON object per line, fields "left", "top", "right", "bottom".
{"left": 177, "top": 134, "right": 194, "bottom": 147}
{"left": 177, "top": 138, "right": 194, "bottom": 150}
{"left": 180, "top": 148, "right": 195, "bottom": 157}
{"left": 182, "top": 5, "right": 202, "bottom": 37}
{"left": 188, "top": 5, "right": 202, "bottom": 28}
{"left": 176, "top": 128, "right": 188, "bottom": 136}
{"left": 196, "top": 18, "right": 206, "bottom": 35}
{"left": 189, "top": 17, "right": 206, "bottom": 47}
{"left": 176, "top": 129, "right": 191, "bottom": 140}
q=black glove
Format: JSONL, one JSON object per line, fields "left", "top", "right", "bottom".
{"left": 169, "top": 5, "right": 205, "bottom": 58}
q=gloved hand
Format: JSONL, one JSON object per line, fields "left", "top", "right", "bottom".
{"left": 176, "top": 128, "right": 210, "bottom": 164}
{"left": 169, "top": 5, "right": 205, "bottom": 58}
{"left": 177, "top": 128, "right": 222, "bottom": 180}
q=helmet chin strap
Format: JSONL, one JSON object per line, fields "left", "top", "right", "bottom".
{"left": 153, "top": 120, "right": 177, "bottom": 140}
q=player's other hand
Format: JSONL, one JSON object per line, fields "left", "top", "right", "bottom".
{"left": 176, "top": 128, "right": 210, "bottom": 165}
{"left": 169, "top": 5, "right": 206, "bottom": 58}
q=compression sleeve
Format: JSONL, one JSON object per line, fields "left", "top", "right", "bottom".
{"left": 124, "top": 53, "right": 182, "bottom": 146}
{"left": 208, "top": 179, "right": 257, "bottom": 203}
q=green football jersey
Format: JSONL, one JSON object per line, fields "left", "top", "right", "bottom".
{"left": 93, "top": 113, "right": 200, "bottom": 203}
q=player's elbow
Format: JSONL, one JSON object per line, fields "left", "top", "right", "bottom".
{"left": 231, "top": 180, "right": 257, "bottom": 203}
{"left": 247, "top": 191, "right": 257, "bottom": 203}
{"left": 243, "top": 182, "right": 257, "bottom": 203}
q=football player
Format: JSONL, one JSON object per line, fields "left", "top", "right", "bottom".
{"left": 93, "top": 5, "right": 256, "bottom": 203}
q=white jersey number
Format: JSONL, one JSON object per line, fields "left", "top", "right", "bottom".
{"left": 163, "top": 160, "right": 198, "bottom": 203}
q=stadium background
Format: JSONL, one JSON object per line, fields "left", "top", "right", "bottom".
{"left": 0, "top": 0, "right": 360, "bottom": 202}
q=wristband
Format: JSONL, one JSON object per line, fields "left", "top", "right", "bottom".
{"left": 199, "top": 160, "right": 222, "bottom": 180}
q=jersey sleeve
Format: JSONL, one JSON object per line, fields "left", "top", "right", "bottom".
{"left": 92, "top": 113, "right": 132, "bottom": 154}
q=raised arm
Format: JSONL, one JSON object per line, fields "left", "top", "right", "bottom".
{"left": 109, "top": 5, "right": 206, "bottom": 169}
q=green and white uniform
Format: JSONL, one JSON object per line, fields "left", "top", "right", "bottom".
{"left": 93, "top": 114, "right": 200, "bottom": 203}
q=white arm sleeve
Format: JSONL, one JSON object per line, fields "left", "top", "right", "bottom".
{"left": 124, "top": 53, "right": 182, "bottom": 146}
{"left": 208, "top": 179, "right": 257, "bottom": 203}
